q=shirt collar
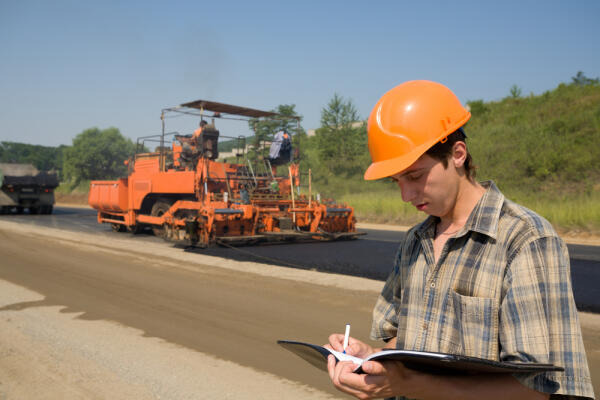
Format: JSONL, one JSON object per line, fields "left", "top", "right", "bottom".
{"left": 462, "top": 181, "right": 504, "bottom": 240}
{"left": 415, "top": 181, "right": 504, "bottom": 241}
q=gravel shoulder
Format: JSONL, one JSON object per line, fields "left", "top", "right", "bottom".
{"left": 0, "top": 280, "right": 338, "bottom": 400}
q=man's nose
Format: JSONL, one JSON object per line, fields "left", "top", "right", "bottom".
{"left": 398, "top": 181, "right": 416, "bottom": 203}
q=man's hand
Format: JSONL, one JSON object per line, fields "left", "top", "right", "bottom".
{"left": 325, "top": 334, "right": 375, "bottom": 359}
{"left": 327, "top": 356, "right": 419, "bottom": 400}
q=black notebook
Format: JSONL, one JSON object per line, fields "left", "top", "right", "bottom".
{"left": 278, "top": 340, "right": 563, "bottom": 375}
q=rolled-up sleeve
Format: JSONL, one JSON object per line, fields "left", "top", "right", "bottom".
{"left": 500, "top": 235, "right": 594, "bottom": 399}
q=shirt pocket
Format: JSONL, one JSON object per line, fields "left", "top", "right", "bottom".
{"left": 440, "top": 290, "right": 500, "bottom": 360}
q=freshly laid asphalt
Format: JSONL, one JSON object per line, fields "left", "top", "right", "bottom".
{"left": 3, "top": 205, "right": 599, "bottom": 312}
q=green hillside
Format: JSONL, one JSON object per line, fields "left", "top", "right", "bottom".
{"left": 323, "top": 82, "right": 600, "bottom": 232}
{"left": 467, "top": 82, "right": 600, "bottom": 194}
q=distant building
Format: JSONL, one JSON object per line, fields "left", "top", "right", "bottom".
{"left": 218, "top": 143, "right": 254, "bottom": 160}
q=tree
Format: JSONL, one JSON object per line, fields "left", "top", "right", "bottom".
{"left": 63, "top": 127, "right": 136, "bottom": 184}
{"left": 509, "top": 84, "right": 522, "bottom": 98}
{"left": 571, "top": 71, "right": 599, "bottom": 86}
{"left": 315, "top": 94, "right": 368, "bottom": 177}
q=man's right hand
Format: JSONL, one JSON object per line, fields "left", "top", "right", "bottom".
{"left": 325, "top": 334, "right": 375, "bottom": 359}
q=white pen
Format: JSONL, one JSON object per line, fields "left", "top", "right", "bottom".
{"left": 343, "top": 324, "right": 350, "bottom": 354}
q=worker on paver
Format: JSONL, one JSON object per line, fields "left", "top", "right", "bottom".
{"left": 192, "top": 120, "right": 209, "bottom": 140}
{"left": 269, "top": 129, "right": 292, "bottom": 165}
{"left": 326, "top": 80, "right": 594, "bottom": 399}
{"left": 177, "top": 120, "right": 209, "bottom": 167}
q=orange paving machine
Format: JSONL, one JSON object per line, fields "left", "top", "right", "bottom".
{"left": 88, "top": 100, "right": 362, "bottom": 247}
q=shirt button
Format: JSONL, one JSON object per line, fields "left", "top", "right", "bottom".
{"left": 430, "top": 282, "right": 436, "bottom": 288}
{"left": 422, "top": 323, "right": 428, "bottom": 330}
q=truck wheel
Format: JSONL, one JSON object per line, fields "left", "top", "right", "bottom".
{"left": 151, "top": 201, "right": 171, "bottom": 237}
{"left": 30, "top": 206, "right": 40, "bottom": 214}
{"left": 39, "top": 205, "right": 52, "bottom": 214}
{"left": 16, "top": 207, "right": 24, "bottom": 214}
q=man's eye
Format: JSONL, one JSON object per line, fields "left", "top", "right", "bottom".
{"left": 407, "top": 174, "right": 422, "bottom": 181}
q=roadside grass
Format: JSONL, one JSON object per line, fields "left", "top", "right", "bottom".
{"left": 341, "top": 188, "right": 600, "bottom": 234}
{"left": 55, "top": 180, "right": 90, "bottom": 205}
{"left": 509, "top": 190, "right": 600, "bottom": 234}
{"left": 55, "top": 179, "right": 90, "bottom": 193}
{"left": 339, "top": 190, "right": 422, "bottom": 226}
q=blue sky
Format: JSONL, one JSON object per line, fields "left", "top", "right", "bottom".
{"left": 1, "top": 0, "right": 599, "bottom": 147}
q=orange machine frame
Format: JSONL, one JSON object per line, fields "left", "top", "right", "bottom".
{"left": 89, "top": 99, "right": 361, "bottom": 247}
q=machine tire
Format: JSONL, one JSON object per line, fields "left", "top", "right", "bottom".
{"left": 111, "top": 223, "right": 126, "bottom": 232}
{"left": 29, "top": 206, "right": 40, "bottom": 214}
{"left": 151, "top": 200, "right": 171, "bottom": 237}
{"left": 127, "top": 224, "right": 144, "bottom": 234}
{"left": 16, "top": 206, "right": 24, "bottom": 214}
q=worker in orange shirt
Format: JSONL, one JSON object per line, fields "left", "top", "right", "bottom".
{"left": 193, "top": 120, "right": 208, "bottom": 140}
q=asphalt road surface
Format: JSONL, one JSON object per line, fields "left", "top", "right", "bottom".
{"left": 2, "top": 205, "right": 600, "bottom": 312}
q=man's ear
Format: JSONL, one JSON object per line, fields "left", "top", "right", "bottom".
{"left": 451, "top": 141, "right": 468, "bottom": 168}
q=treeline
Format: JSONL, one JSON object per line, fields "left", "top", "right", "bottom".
{"left": 0, "top": 142, "right": 67, "bottom": 174}
{"left": 1, "top": 127, "right": 136, "bottom": 187}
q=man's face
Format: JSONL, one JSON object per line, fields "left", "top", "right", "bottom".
{"left": 389, "top": 154, "right": 459, "bottom": 218}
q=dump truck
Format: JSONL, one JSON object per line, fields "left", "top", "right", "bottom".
{"left": 0, "top": 163, "right": 59, "bottom": 214}
{"left": 88, "top": 99, "right": 362, "bottom": 247}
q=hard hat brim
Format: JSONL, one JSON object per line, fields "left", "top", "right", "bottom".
{"left": 363, "top": 140, "right": 433, "bottom": 180}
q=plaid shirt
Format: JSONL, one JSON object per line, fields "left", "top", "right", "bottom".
{"left": 371, "top": 181, "right": 594, "bottom": 399}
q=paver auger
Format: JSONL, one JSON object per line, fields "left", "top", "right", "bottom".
{"left": 88, "top": 99, "right": 363, "bottom": 247}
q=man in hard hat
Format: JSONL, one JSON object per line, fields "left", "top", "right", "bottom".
{"left": 326, "top": 80, "right": 593, "bottom": 399}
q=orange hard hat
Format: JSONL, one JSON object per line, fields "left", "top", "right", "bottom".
{"left": 364, "top": 80, "right": 471, "bottom": 180}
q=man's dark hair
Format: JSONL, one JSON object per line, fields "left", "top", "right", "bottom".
{"left": 200, "top": 120, "right": 208, "bottom": 127}
{"left": 425, "top": 127, "right": 476, "bottom": 180}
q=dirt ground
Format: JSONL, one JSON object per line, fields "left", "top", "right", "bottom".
{"left": 0, "top": 219, "right": 598, "bottom": 399}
